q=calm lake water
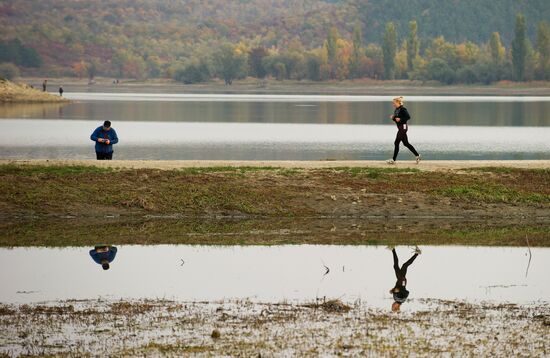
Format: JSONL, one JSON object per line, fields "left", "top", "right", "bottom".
{"left": 1, "top": 245, "right": 547, "bottom": 310}
{"left": 1, "top": 94, "right": 549, "bottom": 160}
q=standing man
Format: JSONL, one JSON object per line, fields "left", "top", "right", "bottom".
{"left": 58, "top": 86, "right": 64, "bottom": 96}
{"left": 90, "top": 120, "right": 118, "bottom": 160}
{"left": 42, "top": 79, "right": 47, "bottom": 92}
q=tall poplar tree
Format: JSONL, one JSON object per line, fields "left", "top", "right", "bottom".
{"left": 349, "top": 23, "right": 364, "bottom": 78}
{"left": 489, "top": 32, "right": 505, "bottom": 65}
{"left": 536, "top": 21, "right": 550, "bottom": 79}
{"left": 406, "top": 21, "right": 419, "bottom": 72}
{"left": 325, "top": 26, "right": 339, "bottom": 79}
{"left": 382, "top": 22, "right": 397, "bottom": 80}
{"left": 512, "top": 13, "right": 527, "bottom": 81}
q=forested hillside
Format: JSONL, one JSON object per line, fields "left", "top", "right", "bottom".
{"left": 0, "top": 0, "right": 549, "bottom": 83}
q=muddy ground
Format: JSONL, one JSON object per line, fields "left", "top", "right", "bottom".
{"left": 4, "top": 159, "right": 549, "bottom": 171}
{"left": 0, "top": 299, "right": 548, "bottom": 357}
{"left": 1, "top": 217, "right": 548, "bottom": 247}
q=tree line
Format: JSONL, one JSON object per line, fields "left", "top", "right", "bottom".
{"left": 173, "top": 14, "right": 549, "bottom": 85}
{"left": 0, "top": 0, "right": 549, "bottom": 84}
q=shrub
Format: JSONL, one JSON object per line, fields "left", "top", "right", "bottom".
{"left": 0, "top": 63, "right": 20, "bottom": 80}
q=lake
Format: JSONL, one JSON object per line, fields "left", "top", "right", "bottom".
{"left": 1, "top": 94, "right": 549, "bottom": 160}
{"left": 1, "top": 245, "right": 546, "bottom": 310}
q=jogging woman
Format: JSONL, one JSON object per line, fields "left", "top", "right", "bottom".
{"left": 387, "top": 96, "right": 421, "bottom": 164}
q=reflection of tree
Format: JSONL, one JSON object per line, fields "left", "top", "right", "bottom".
{"left": 0, "top": 102, "right": 67, "bottom": 118}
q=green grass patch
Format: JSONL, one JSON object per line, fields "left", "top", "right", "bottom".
{"left": 175, "top": 166, "right": 283, "bottom": 174}
{"left": 277, "top": 168, "right": 302, "bottom": 176}
{"left": 436, "top": 226, "right": 546, "bottom": 245}
{"left": 0, "top": 164, "right": 113, "bottom": 176}
{"left": 463, "top": 166, "right": 550, "bottom": 175}
{"left": 330, "top": 167, "right": 420, "bottom": 178}
{"left": 435, "top": 184, "right": 549, "bottom": 204}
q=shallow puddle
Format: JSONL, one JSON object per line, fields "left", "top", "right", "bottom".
{"left": 1, "top": 245, "right": 547, "bottom": 310}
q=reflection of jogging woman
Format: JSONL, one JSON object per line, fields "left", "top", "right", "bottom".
{"left": 387, "top": 96, "right": 421, "bottom": 164}
{"left": 390, "top": 247, "right": 421, "bottom": 312}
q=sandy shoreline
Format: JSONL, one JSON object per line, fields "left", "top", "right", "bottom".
{"left": 2, "top": 159, "right": 549, "bottom": 171}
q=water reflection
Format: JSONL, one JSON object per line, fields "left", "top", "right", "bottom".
{"left": 1, "top": 245, "right": 547, "bottom": 310}
{"left": 0, "top": 102, "right": 67, "bottom": 118}
{"left": 1, "top": 97, "right": 549, "bottom": 127}
{"left": 89, "top": 245, "right": 118, "bottom": 270}
{"left": 390, "top": 247, "right": 421, "bottom": 311}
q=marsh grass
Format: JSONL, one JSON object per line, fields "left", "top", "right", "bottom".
{"left": 303, "top": 299, "right": 351, "bottom": 313}
{"left": 1, "top": 298, "right": 548, "bottom": 357}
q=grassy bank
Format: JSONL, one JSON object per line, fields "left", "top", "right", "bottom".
{"left": 1, "top": 164, "right": 548, "bottom": 246}
{"left": 0, "top": 79, "right": 70, "bottom": 103}
{"left": 1, "top": 164, "right": 548, "bottom": 217}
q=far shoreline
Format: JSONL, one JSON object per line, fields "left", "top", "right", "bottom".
{"left": 16, "top": 77, "right": 550, "bottom": 96}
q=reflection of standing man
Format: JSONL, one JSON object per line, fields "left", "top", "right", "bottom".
{"left": 90, "top": 245, "right": 118, "bottom": 270}
{"left": 390, "top": 247, "right": 421, "bottom": 311}
{"left": 90, "top": 120, "right": 118, "bottom": 160}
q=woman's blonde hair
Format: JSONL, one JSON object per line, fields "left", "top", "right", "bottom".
{"left": 392, "top": 96, "right": 404, "bottom": 106}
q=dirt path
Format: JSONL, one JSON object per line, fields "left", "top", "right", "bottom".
{"left": 2, "top": 159, "right": 549, "bottom": 171}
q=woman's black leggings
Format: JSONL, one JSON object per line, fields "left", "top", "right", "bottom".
{"left": 393, "top": 249, "right": 418, "bottom": 281}
{"left": 393, "top": 129, "right": 419, "bottom": 161}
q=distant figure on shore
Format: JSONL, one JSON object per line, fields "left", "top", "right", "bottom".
{"left": 386, "top": 96, "right": 421, "bottom": 164}
{"left": 90, "top": 120, "right": 118, "bottom": 160}
{"left": 389, "top": 246, "right": 421, "bottom": 312}
{"left": 89, "top": 245, "right": 118, "bottom": 270}
{"left": 42, "top": 79, "right": 47, "bottom": 92}
{"left": 58, "top": 86, "right": 63, "bottom": 96}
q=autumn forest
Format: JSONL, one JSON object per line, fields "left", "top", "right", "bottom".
{"left": 0, "top": 0, "right": 549, "bottom": 84}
